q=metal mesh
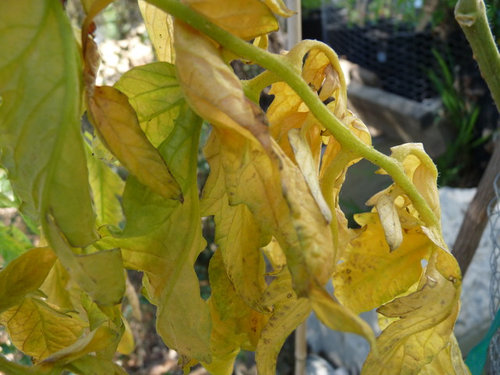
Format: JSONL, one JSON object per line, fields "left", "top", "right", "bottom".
{"left": 320, "top": 4, "right": 477, "bottom": 102}
{"left": 488, "top": 174, "right": 500, "bottom": 373}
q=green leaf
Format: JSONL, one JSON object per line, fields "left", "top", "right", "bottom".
{"left": 138, "top": 1, "right": 175, "bottom": 63}
{"left": 103, "top": 106, "right": 212, "bottom": 362}
{"left": 86, "top": 146, "right": 124, "bottom": 228}
{"left": 114, "top": 62, "right": 184, "bottom": 147}
{"left": 0, "top": 247, "right": 56, "bottom": 313}
{"left": 0, "top": 221, "right": 33, "bottom": 265}
{"left": 44, "top": 217, "right": 125, "bottom": 306}
{"left": 0, "top": 297, "right": 86, "bottom": 361}
{"left": 0, "top": 0, "right": 97, "bottom": 247}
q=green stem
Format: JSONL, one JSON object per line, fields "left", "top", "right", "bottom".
{"left": 145, "top": 0, "right": 439, "bottom": 228}
{"left": 455, "top": 0, "right": 500, "bottom": 112}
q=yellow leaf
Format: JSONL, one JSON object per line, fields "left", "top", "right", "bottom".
{"left": 420, "top": 334, "right": 471, "bottom": 375}
{"left": 117, "top": 317, "right": 134, "bottom": 355}
{"left": 0, "top": 297, "right": 86, "bottom": 361}
{"left": 138, "top": 0, "right": 175, "bottom": 63}
{"left": 375, "top": 193, "right": 403, "bottom": 251}
{"left": 256, "top": 271, "right": 311, "bottom": 375}
{"left": 203, "top": 251, "right": 268, "bottom": 375}
{"left": 114, "top": 62, "right": 184, "bottom": 147}
{"left": 334, "top": 212, "right": 431, "bottom": 314}
{"left": 176, "top": 22, "right": 334, "bottom": 295}
{"left": 262, "top": 0, "right": 295, "bottom": 17}
{"left": 310, "top": 286, "right": 375, "bottom": 348}
{"left": 102, "top": 108, "right": 212, "bottom": 362}
{"left": 88, "top": 85, "right": 182, "bottom": 201}
{"left": 0, "top": 247, "right": 56, "bottom": 313}
{"left": 63, "top": 355, "right": 128, "bottom": 375}
{"left": 201, "top": 134, "right": 268, "bottom": 311}
{"left": 184, "top": 0, "right": 278, "bottom": 40}
{"left": 362, "top": 252, "right": 461, "bottom": 374}
{"left": 44, "top": 216, "right": 125, "bottom": 306}
{"left": 288, "top": 128, "right": 332, "bottom": 222}
{"left": 41, "top": 326, "right": 119, "bottom": 366}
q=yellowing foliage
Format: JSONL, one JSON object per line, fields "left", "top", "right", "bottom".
{"left": 0, "top": 0, "right": 471, "bottom": 374}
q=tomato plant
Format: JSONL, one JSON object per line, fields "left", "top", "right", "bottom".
{"left": 0, "top": 0, "right": 484, "bottom": 373}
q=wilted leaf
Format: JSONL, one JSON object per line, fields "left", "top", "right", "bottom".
{"left": 201, "top": 134, "right": 268, "bottom": 311}
{"left": 362, "top": 252, "right": 461, "bottom": 374}
{"left": 0, "top": 247, "right": 56, "bottom": 313}
{"left": 44, "top": 217, "right": 125, "bottom": 306}
{"left": 256, "top": 271, "right": 311, "bottom": 375}
{"left": 138, "top": 0, "right": 175, "bottom": 63}
{"left": 0, "top": 297, "right": 86, "bottom": 361}
{"left": 262, "top": 0, "right": 295, "bottom": 17}
{"left": 288, "top": 128, "right": 332, "bottom": 222}
{"left": 114, "top": 62, "right": 184, "bottom": 147}
{"left": 310, "top": 286, "right": 375, "bottom": 347}
{"left": 175, "top": 23, "right": 335, "bottom": 295}
{"left": 420, "top": 335, "right": 470, "bottom": 375}
{"left": 184, "top": 0, "right": 278, "bottom": 40}
{"left": 103, "top": 107, "right": 212, "bottom": 362}
{"left": 203, "top": 251, "right": 268, "bottom": 375}
{"left": 41, "top": 326, "right": 119, "bottom": 366}
{"left": 374, "top": 193, "right": 403, "bottom": 251}
{"left": 88, "top": 85, "right": 182, "bottom": 201}
{"left": 0, "top": 0, "right": 97, "bottom": 247}
{"left": 334, "top": 212, "right": 431, "bottom": 314}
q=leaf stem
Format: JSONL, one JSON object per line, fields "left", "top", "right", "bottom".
{"left": 145, "top": 0, "right": 439, "bottom": 228}
{"left": 455, "top": 0, "right": 500, "bottom": 112}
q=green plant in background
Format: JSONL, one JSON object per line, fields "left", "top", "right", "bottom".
{"left": 427, "top": 50, "right": 488, "bottom": 186}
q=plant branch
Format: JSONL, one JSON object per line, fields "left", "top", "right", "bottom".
{"left": 145, "top": 0, "right": 439, "bottom": 228}
{"left": 455, "top": 0, "right": 500, "bottom": 112}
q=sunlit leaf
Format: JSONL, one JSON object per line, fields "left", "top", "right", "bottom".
{"left": 262, "top": 0, "right": 295, "bottom": 17}
{"left": 334, "top": 212, "right": 431, "bottom": 314}
{"left": 138, "top": 0, "right": 175, "bottom": 63}
{"left": 0, "top": 297, "right": 86, "bottom": 361}
{"left": 288, "top": 128, "right": 332, "bottom": 222}
{"left": 0, "top": 0, "right": 97, "bottom": 247}
{"left": 310, "top": 286, "right": 375, "bottom": 347}
{"left": 184, "top": 0, "right": 278, "bottom": 40}
{"left": 175, "top": 23, "right": 334, "bottom": 295}
{"left": 88, "top": 85, "right": 182, "bottom": 201}
{"left": 362, "top": 252, "right": 461, "bottom": 374}
{"left": 0, "top": 247, "right": 56, "bottom": 313}
{"left": 114, "top": 62, "right": 184, "bottom": 147}
{"left": 420, "top": 335, "right": 470, "bottom": 375}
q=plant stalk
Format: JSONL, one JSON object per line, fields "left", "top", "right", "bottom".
{"left": 145, "top": 0, "right": 439, "bottom": 228}
{"left": 455, "top": 0, "right": 500, "bottom": 112}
